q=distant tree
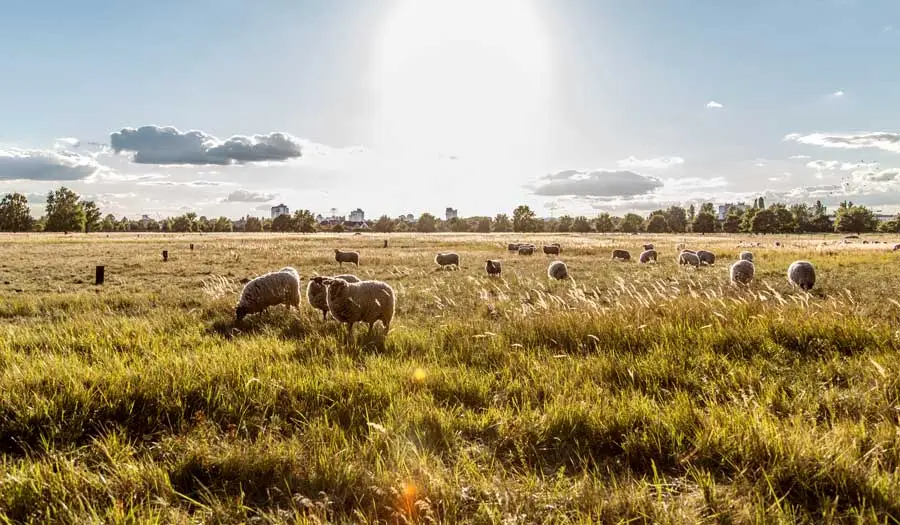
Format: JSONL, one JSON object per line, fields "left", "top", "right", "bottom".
{"left": 878, "top": 215, "right": 900, "bottom": 233}
{"left": 619, "top": 213, "right": 644, "bottom": 233}
{"left": 33, "top": 215, "right": 47, "bottom": 232}
{"left": 789, "top": 203, "right": 811, "bottom": 233}
{"left": 195, "top": 216, "right": 210, "bottom": 232}
{"left": 492, "top": 214, "right": 511, "bottom": 232}
{"left": 331, "top": 223, "right": 345, "bottom": 233}
{"left": 594, "top": 213, "right": 615, "bottom": 233}
{"left": 556, "top": 215, "right": 573, "bottom": 233}
{"left": 271, "top": 214, "right": 292, "bottom": 232}
{"left": 214, "top": 216, "right": 232, "bottom": 232}
{"left": 374, "top": 214, "right": 396, "bottom": 233}
{"left": 572, "top": 216, "right": 593, "bottom": 233}
{"left": 750, "top": 208, "right": 778, "bottom": 234}
{"left": 722, "top": 209, "right": 743, "bottom": 233}
{"left": 758, "top": 197, "right": 765, "bottom": 209}
{"left": 664, "top": 206, "right": 688, "bottom": 233}
{"left": 146, "top": 219, "right": 161, "bottom": 232}
{"left": 292, "top": 210, "right": 317, "bottom": 233}
{"left": 834, "top": 204, "right": 877, "bottom": 234}
{"left": 740, "top": 207, "right": 758, "bottom": 233}
{"left": 0, "top": 193, "right": 34, "bottom": 232}
{"left": 244, "top": 216, "right": 263, "bottom": 233}
{"left": 101, "top": 214, "right": 117, "bottom": 232}
{"left": 171, "top": 215, "right": 193, "bottom": 232}
{"left": 692, "top": 211, "right": 718, "bottom": 233}
{"left": 700, "top": 202, "right": 715, "bottom": 215}
{"left": 476, "top": 217, "right": 492, "bottom": 233}
{"left": 513, "top": 205, "right": 537, "bottom": 232}
{"left": 81, "top": 200, "right": 102, "bottom": 233}
{"left": 262, "top": 218, "right": 273, "bottom": 232}
{"left": 417, "top": 213, "right": 437, "bottom": 233}
{"left": 769, "top": 204, "right": 795, "bottom": 233}
{"left": 645, "top": 214, "right": 669, "bottom": 233}
{"left": 448, "top": 217, "right": 469, "bottom": 232}
{"left": 687, "top": 204, "right": 696, "bottom": 223}
{"left": 45, "top": 187, "right": 86, "bottom": 232}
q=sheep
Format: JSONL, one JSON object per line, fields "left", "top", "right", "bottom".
{"left": 306, "top": 274, "right": 360, "bottom": 321}
{"left": 643, "top": 243, "right": 654, "bottom": 251}
{"left": 334, "top": 249, "right": 359, "bottom": 267}
{"left": 611, "top": 249, "right": 631, "bottom": 261}
{"left": 542, "top": 244, "right": 560, "bottom": 255}
{"left": 894, "top": 244, "right": 900, "bottom": 252}
{"left": 507, "top": 243, "right": 520, "bottom": 251}
{"left": 788, "top": 260, "right": 816, "bottom": 291}
{"left": 435, "top": 252, "right": 460, "bottom": 270}
{"left": 639, "top": 249, "right": 657, "bottom": 263}
{"left": 697, "top": 250, "right": 716, "bottom": 265}
{"left": 235, "top": 267, "right": 302, "bottom": 321}
{"left": 730, "top": 260, "right": 755, "bottom": 285}
{"left": 323, "top": 278, "right": 395, "bottom": 338}
{"left": 675, "top": 242, "right": 686, "bottom": 251}
{"left": 678, "top": 250, "right": 700, "bottom": 267}
{"left": 518, "top": 245, "right": 535, "bottom": 255}
{"left": 740, "top": 251, "right": 754, "bottom": 262}
{"left": 485, "top": 259, "right": 502, "bottom": 277}
{"left": 547, "top": 260, "right": 569, "bottom": 280}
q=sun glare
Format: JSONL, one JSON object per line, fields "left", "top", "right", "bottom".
{"left": 372, "top": 0, "right": 551, "bottom": 157}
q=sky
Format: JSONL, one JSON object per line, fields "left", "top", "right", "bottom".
{"left": 2, "top": 0, "right": 900, "bottom": 220}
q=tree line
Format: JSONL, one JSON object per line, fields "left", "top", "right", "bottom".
{"left": 0, "top": 187, "right": 893, "bottom": 234}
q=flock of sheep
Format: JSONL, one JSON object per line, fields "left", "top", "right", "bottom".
{"left": 234, "top": 243, "right": 818, "bottom": 337}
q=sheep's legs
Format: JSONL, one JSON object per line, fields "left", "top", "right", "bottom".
{"left": 322, "top": 310, "right": 328, "bottom": 322}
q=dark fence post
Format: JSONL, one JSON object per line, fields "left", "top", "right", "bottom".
{"left": 190, "top": 243, "right": 194, "bottom": 251}
{"left": 95, "top": 266, "right": 105, "bottom": 285}
{"left": 383, "top": 239, "right": 388, "bottom": 248}
{"left": 162, "top": 250, "right": 168, "bottom": 262}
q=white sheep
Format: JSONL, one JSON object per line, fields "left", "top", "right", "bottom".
{"left": 788, "top": 260, "right": 816, "bottom": 291}
{"left": 334, "top": 249, "right": 359, "bottom": 267}
{"left": 639, "top": 249, "right": 657, "bottom": 263}
{"left": 485, "top": 259, "right": 501, "bottom": 277}
{"left": 740, "top": 251, "right": 753, "bottom": 262}
{"left": 730, "top": 260, "right": 755, "bottom": 285}
{"left": 235, "top": 267, "right": 302, "bottom": 321}
{"left": 306, "top": 274, "right": 360, "bottom": 321}
{"left": 323, "top": 278, "right": 395, "bottom": 338}
{"left": 435, "top": 252, "right": 460, "bottom": 270}
{"left": 547, "top": 260, "right": 569, "bottom": 280}
{"left": 678, "top": 250, "right": 700, "bottom": 267}
{"left": 697, "top": 250, "right": 716, "bottom": 265}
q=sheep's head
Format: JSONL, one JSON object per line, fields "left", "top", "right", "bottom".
{"left": 235, "top": 306, "right": 248, "bottom": 322}
{"left": 310, "top": 276, "right": 329, "bottom": 285}
{"left": 322, "top": 277, "right": 349, "bottom": 294}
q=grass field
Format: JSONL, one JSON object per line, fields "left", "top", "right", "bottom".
{"left": 2, "top": 232, "right": 900, "bottom": 523}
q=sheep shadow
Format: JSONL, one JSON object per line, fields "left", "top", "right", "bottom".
{"left": 208, "top": 308, "right": 311, "bottom": 341}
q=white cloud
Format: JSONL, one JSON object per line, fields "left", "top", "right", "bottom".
{"left": 223, "top": 189, "right": 277, "bottom": 203}
{"left": 616, "top": 156, "right": 684, "bottom": 169}
{"left": 806, "top": 160, "right": 880, "bottom": 172}
{"left": 110, "top": 125, "right": 305, "bottom": 165}
{"left": 137, "top": 180, "right": 232, "bottom": 188}
{"left": 788, "top": 155, "right": 811, "bottom": 160}
{"left": 785, "top": 132, "right": 900, "bottom": 153}
{"left": 830, "top": 90, "right": 845, "bottom": 98}
{"left": 706, "top": 100, "right": 724, "bottom": 109}
{"left": 0, "top": 148, "right": 102, "bottom": 181}
{"left": 532, "top": 169, "right": 663, "bottom": 197}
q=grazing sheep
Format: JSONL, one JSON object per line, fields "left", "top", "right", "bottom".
{"left": 788, "top": 260, "right": 816, "bottom": 291}
{"left": 678, "top": 250, "right": 701, "bottom": 267}
{"left": 612, "top": 249, "right": 631, "bottom": 261}
{"left": 507, "top": 243, "right": 520, "bottom": 251}
{"left": 697, "top": 250, "right": 716, "bottom": 265}
{"left": 518, "top": 245, "right": 535, "bottom": 255}
{"left": 730, "top": 260, "right": 755, "bottom": 285}
{"left": 306, "top": 274, "right": 360, "bottom": 321}
{"left": 543, "top": 244, "right": 561, "bottom": 255}
{"left": 435, "top": 252, "right": 461, "bottom": 270}
{"left": 323, "top": 278, "right": 395, "bottom": 338}
{"left": 547, "top": 260, "right": 569, "bottom": 280}
{"left": 334, "top": 249, "right": 359, "bottom": 267}
{"left": 235, "top": 267, "right": 302, "bottom": 321}
{"left": 893, "top": 244, "right": 900, "bottom": 251}
{"left": 643, "top": 243, "right": 654, "bottom": 251}
{"left": 740, "top": 251, "right": 754, "bottom": 262}
{"left": 675, "top": 243, "right": 686, "bottom": 251}
{"left": 485, "top": 259, "right": 502, "bottom": 277}
{"left": 639, "top": 249, "right": 658, "bottom": 263}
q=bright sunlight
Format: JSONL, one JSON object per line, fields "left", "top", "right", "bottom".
{"left": 372, "top": 0, "right": 552, "bottom": 158}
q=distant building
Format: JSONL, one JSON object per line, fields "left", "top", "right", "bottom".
{"left": 717, "top": 203, "right": 750, "bottom": 221}
{"left": 875, "top": 213, "right": 894, "bottom": 223}
{"left": 349, "top": 208, "right": 365, "bottom": 222}
{"left": 271, "top": 204, "right": 290, "bottom": 219}
{"left": 445, "top": 207, "right": 458, "bottom": 221}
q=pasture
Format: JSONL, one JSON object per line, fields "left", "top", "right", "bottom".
{"left": 2, "top": 232, "right": 900, "bottom": 523}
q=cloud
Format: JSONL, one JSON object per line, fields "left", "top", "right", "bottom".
{"left": 54, "top": 137, "right": 80, "bottom": 150}
{"left": 706, "top": 100, "right": 724, "bottom": 109}
{"left": 0, "top": 148, "right": 102, "bottom": 181}
{"left": 137, "top": 180, "right": 232, "bottom": 188}
{"left": 806, "top": 160, "right": 880, "bottom": 172}
{"left": 532, "top": 169, "right": 663, "bottom": 197}
{"left": 788, "top": 155, "right": 811, "bottom": 160}
{"left": 830, "top": 90, "right": 845, "bottom": 98}
{"left": 616, "top": 156, "right": 684, "bottom": 169}
{"left": 223, "top": 189, "right": 277, "bottom": 203}
{"left": 110, "top": 125, "right": 305, "bottom": 165}
{"left": 785, "top": 132, "right": 900, "bottom": 153}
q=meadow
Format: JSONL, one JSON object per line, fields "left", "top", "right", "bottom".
{"left": 1, "top": 231, "right": 900, "bottom": 524}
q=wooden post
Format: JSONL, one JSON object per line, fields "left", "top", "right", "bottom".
{"left": 383, "top": 239, "right": 388, "bottom": 248}
{"left": 95, "top": 266, "right": 105, "bottom": 285}
{"left": 190, "top": 243, "right": 194, "bottom": 251}
{"left": 162, "top": 250, "right": 168, "bottom": 262}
